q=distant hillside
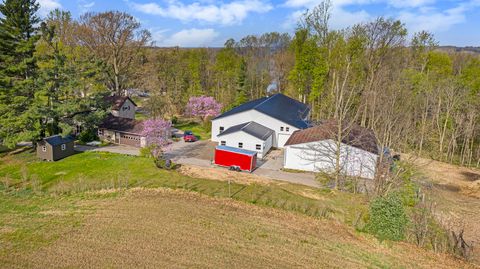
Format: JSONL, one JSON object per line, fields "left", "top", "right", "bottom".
{"left": 438, "top": 46, "right": 480, "bottom": 54}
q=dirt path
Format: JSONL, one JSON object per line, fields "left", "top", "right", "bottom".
{"left": 13, "top": 189, "right": 471, "bottom": 269}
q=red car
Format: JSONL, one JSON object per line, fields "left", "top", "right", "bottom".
{"left": 183, "top": 130, "right": 197, "bottom": 142}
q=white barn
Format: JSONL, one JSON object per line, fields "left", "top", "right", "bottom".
{"left": 283, "top": 121, "right": 379, "bottom": 179}
{"left": 211, "top": 93, "right": 310, "bottom": 150}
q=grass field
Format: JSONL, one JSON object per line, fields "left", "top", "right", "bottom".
{"left": 174, "top": 120, "right": 211, "bottom": 140}
{"left": 2, "top": 188, "right": 470, "bottom": 269}
{"left": 0, "top": 150, "right": 472, "bottom": 268}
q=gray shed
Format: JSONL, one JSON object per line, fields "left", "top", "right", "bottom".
{"left": 36, "top": 135, "right": 75, "bottom": 161}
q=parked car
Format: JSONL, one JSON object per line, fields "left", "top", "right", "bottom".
{"left": 183, "top": 130, "right": 197, "bottom": 142}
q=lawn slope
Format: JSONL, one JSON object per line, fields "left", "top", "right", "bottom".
{"left": 6, "top": 189, "right": 471, "bottom": 269}
{"left": 0, "top": 150, "right": 474, "bottom": 268}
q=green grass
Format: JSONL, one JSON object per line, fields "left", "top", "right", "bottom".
{"left": 0, "top": 150, "right": 366, "bottom": 222}
{"left": 0, "top": 150, "right": 369, "bottom": 265}
{"left": 0, "top": 150, "right": 469, "bottom": 268}
{"left": 174, "top": 120, "right": 211, "bottom": 140}
{"left": 135, "top": 112, "right": 149, "bottom": 120}
{"left": 0, "top": 189, "right": 110, "bottom": 262}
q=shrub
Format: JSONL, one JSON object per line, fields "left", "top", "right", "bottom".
{"left": 139, "top": 146, "right": 153, "bottom": 158}
{"left": 78, "top": 129, "right": 98, "bottom": 143}
{"left": 154, "top": 157, "right": 175, "bottom": 170}
{"left": 366, "top": 193, "right": 408, "bottom": 241}
{"left": 171, "top": 116, "right": 178, "bottom": 125}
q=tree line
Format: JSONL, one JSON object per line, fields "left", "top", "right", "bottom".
{"left": 0, "top": 0, "right": 479, "bottom": 167}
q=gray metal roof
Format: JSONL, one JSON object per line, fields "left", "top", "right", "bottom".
{"left": 213, "top": 93, "right": 310, "bottom": 129}
{"left": 218, "top": 121, "right": 274, "bottom": 141}
{"left": 43, "top": 135, "right": 74, "bottom": 146}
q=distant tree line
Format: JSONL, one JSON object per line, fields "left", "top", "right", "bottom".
{"left": 0, "top": 0, "right": 479, "bottom": 168}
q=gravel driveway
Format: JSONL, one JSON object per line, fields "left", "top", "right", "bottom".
{"left": 76, "top": 140, "right": 318, "bottom": 188}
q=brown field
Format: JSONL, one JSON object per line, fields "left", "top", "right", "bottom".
{"left": 404, "top": 155, "right": 480, "bottom": 264}
{"left": 5, "top": 188, "right": 471, "bottom": 269}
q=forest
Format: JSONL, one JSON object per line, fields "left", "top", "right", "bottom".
{"left": 0, "top": 0, "right": 479, "bottom": 168}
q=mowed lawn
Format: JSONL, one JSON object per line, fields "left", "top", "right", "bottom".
{"left": 0, "top": 150, "right": 471, "bottom": 268}
{"left": 0, "top": 150, "right": 365, "bottom": 221}
{"left": 174, "top": 120, "right": 211, "bottom": 140}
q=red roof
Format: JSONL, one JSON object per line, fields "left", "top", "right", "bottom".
{"left": 284, "top": 119, "right": 379, "bottom": 154}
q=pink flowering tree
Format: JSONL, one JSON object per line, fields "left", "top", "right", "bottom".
{"left": 141, "top": 119, "right": 172, "bottom": 160}
{"left": 185, "top": 96, "right": 222, "bottom": 123}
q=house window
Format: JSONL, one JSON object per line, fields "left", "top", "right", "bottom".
{"left": 238, "top": 142, "right": 243, "bottom": 148}
{"left": 220, "top": 141, "right": 226, "bottom": 146}
{"left": 219, "top": 126, "right": 224, "bottom": 133}
{"left": 286, "top": 127, "right": 290, "bottom": 132}
{"left": 42, "top": 146, "right": 47, "bottom": 152}
{"left": 256, "top": 144, "right": 261, "bottom": 150}
{"left": 280, "top": 127, "right": 284, "bottom": 131}
{"left": 98, "top": 129, "right": 104, "bottom": 136}
{"left": 61, "top": 144, "right": 66, "bottom": 151}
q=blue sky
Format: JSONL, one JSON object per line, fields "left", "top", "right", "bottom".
{"left": 37, "top": 0, "right": 480, "bottom": 46}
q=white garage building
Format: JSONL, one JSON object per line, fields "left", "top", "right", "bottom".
{"left": 217, "top": 121, "right": 273, "bottom": 158}
{"left": 211, "top": 93, "right": 310, "bottom": 153}
{"left": 284, "top": 120, "right": 379, "bottom": 179}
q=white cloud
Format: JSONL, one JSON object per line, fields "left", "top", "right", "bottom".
{"left": 129, "top": 0, "right": 272, "bottom": 25}
{"left": 160, "top": 28, "right": 220, "bottom": 47}
{"left": 78, "top": 0, "right": 95, "bottom": 13}
{"left": 330, "top": 6, "right": 370, "bottom": 29}
{"left": 82, "top": 1, "right": 95, "bottom": 8}
{"left": 284, "top": 0, "right": 373, "bottom": 8}
{"left": 398, "top": 5, "right": 467, "bottom": 32}
{"left": 37, "top": 0, "right": 62, "bottom": 16}
{"left": 282, "top": 10, "right": 304, "bottom": 29}
{"left": 282, "top": 1, "right": 371, "bottom": 30}
{"left": 282, "top": 0, "right": 480, "bottom": 34}
{"left": 387, "top": 0, "right": 434, "bottom": 8}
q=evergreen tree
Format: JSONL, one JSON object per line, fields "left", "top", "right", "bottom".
{"left": 233, "top": 59, "right": 248, "bottom": 107}
{"left": 0, "top": 0, "right": 40, "bottom": 147}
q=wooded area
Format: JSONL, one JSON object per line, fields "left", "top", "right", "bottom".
{"left": 0, "top": 0, "right": 479, "bottom": 167}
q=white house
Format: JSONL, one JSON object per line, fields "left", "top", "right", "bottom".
{"left": 104, "top": 96, "right": 137, "bottom": 119}
{"left": 211, "top": 93, "right": 310, "bottom": 149}
{"left": 283, "top": 120, "right": 379, "bottom": 179}
{"left": 217, "top": 121, "right": 273, "bottom": 158}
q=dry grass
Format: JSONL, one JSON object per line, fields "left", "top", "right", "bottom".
{"left": 178, "top": 164, "right": 271, "bottom": 185}
{"left": 403, "top": 154, "right": 480, "bottom": 264}
{"left": 403, "top": 154, "right": 480, "bottom": 198}
{"left": 5, "top": 188, "right": 471, "bottom": 269}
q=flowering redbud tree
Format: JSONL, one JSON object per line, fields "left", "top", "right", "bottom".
{"left": 185, "top": 96, "right": 222, "bottom": 123}
{"left": 141, "top": 119, "right": 172, "bottom": 160}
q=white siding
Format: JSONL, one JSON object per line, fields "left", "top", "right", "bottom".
{"left": 111, "top": 99, "right": 136, "bottom": 119}
{"left": 211, "top": 110, "right": 298, "bottom": 148}
{"left": 284, "top": 139, "right": 378, "bottom": 179}
{"left": 218, "top": 131, "right": 272, "bottom": 158}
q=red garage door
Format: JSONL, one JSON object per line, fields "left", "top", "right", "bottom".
{"left": 119, "top": 133, "right": 141, "bottom": 147}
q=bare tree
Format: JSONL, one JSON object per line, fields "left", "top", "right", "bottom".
{"left": 76, "top": 11, "right": 151, "bottom": 95}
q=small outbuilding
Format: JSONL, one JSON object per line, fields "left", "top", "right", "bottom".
{"left": 36, "top": 135, "right": 75, "bottom": 161}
